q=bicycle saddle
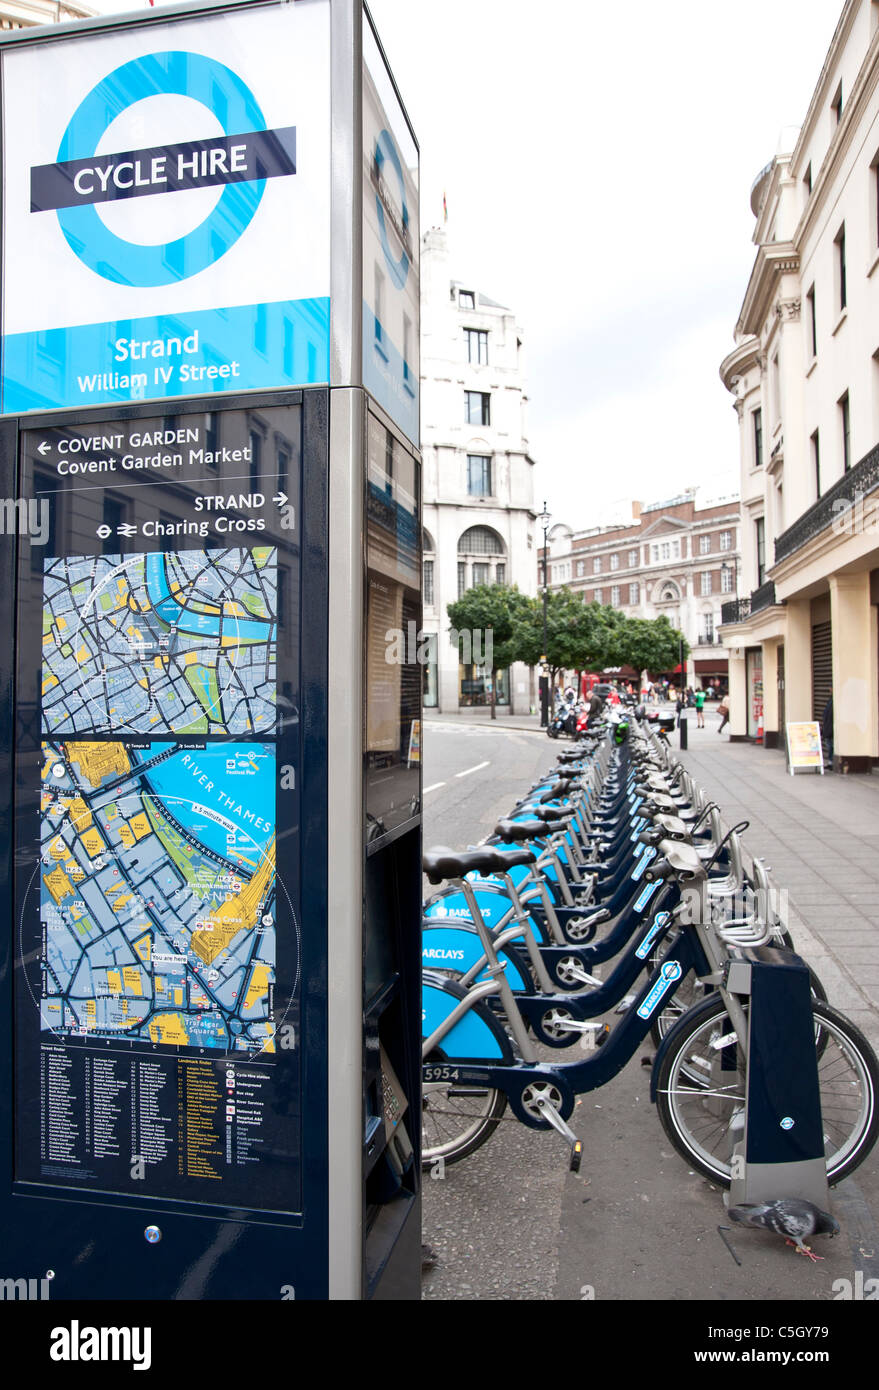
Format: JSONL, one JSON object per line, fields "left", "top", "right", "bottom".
{"left": 423, "top": 846, "right": 510, "bottom": 884}
{"left": 492, "top": 845, "right": 537, "bottom": 870}
{"left": 494, "top": 818, "right": 552, "bottom": 843}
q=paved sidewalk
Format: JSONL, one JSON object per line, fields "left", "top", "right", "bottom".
{"left": 676, "top": 720, "right": 879, "bottom": 1050}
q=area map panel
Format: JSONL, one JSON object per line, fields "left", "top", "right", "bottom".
{"left": 41, "top": 740, "right": 277, "bottom": 1055}
{"left": 42, "top": 547, "right": 277, "bottom": 736}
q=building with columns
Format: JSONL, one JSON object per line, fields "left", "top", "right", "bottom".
{"left": 543, "top": 490, "right": 741, "bottom": 690}
{"left": 420, "top": 227, "right": 537, "bottom": 713}
{"left": 719, "top": 0, "right": 879, "bottom": 766}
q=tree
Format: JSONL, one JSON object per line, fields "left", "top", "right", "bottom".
{"left": 446, "top": 584, "right": 531, "bottom": 718}
{"left": 510, "top": 591, "right": 614, "bottom": 690}
{"left": 616, "top": 614, "right": 688, "bottom": 677}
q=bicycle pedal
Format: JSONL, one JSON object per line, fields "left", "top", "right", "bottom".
{"left": 594, "top": 1024, "right": 611, "bottom": 1048}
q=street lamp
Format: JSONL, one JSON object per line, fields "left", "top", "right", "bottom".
{"left": 537, "top": 500, "right": 552, "bottom": 726}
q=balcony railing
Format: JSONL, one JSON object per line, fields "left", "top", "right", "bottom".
{"left": 721, "top": 597, "right": 751, "bottom": 625}
{"left": 750, "top": 579, "right": 777, "bottom": 614}
{"left": 775, "top": 441, "right": 879, "bottom": 563}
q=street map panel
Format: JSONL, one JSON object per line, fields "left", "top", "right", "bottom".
{"left": 41, "top": 547, "right": 277, "bottom": 736}
{"left": 40, "top": 740, "right": 277, "bottom": 1054}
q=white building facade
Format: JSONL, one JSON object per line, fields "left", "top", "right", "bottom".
{"left": 420, "top": 228, "right": 537, "bottom": 713}
{"left": 719, "top": 0, "right": 879, "bottom": 764}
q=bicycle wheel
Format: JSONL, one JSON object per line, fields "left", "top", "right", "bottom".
{"left": 422, "top": 1054, "right": 507, "bottom": 1169}
{"left": 654, "top": 996, "right": 879, "bottom": 1188}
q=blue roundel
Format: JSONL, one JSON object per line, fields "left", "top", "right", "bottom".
{"left": 56, "top": 51, "right": 267, "bottom": 287}
{"left": 374, "top": 128, "right": 409, "bottom": 290}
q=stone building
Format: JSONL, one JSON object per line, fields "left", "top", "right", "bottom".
{"left": 420, "top": 227, "right": 537, "bottom": 713}
{"left": 719, "top": 0, "right": 879, "bottom": 764}
{"left": 543, "top": 490, "right": 741, "bottom": 689}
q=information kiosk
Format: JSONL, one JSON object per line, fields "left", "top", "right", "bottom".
{"left": 0, "top": 0, "right": 421, "bottom": 1300}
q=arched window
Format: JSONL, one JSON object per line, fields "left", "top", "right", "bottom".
{"left": 457, "top": 526, "right": 507, "bottom": 595}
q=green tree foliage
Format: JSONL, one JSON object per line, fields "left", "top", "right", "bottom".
{"left": 446, "top": 586, "right": 690, "bottom": 704}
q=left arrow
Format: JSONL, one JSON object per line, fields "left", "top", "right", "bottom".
{"left": 37, "top": 441, "right": 51, "bottom": 455}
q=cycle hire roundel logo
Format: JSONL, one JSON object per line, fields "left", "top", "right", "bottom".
{"left": 31, "top": 50, "right": 297, "bottom": 288}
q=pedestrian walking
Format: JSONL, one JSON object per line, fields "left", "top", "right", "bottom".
{"left": 717, "top": 693, "right": 730, "bottom": 734}
{"left": 821, "top": 694, "right": 834, "bottom": 766}
{"left": 694, "top": 688, "right": 706, "bottom": 728}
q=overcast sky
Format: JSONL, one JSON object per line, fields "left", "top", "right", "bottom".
{"left": 86, "top": 0, "right": 843, "bottom": 527}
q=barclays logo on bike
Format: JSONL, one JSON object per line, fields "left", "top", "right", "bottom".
{"left": 635, "top": 911, "right": 671, "bottom": 960}
{"left": 636, "top": 960, "right": 682, "bottom": 1019}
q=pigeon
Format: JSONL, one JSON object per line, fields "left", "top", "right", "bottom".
{"left": 728, "top": 1199, "right": 839, "bottom": 1261}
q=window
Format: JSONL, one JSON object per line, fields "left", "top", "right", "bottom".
{"left": 457, "top": 561, "right": 466, "bottom": 597}
{"left": 249, "top": 430, "right": 262, "bottom": 489}
{"left": 770, "top": 351, "right": 781, "bottom": 425}
{"left": 835, "top": 224, "right": 847, "bottom": 311}
{"left": 832, "top": 81, "right": 843, "bottom": 126}
{"left": 753, "top": 406, "right": 764, "bottom": 467}
{"left": 629, "top": 582, "right": 639, "bottom": 605}
{"left": 473, "top": 562, "right": 490, "bottom": 586}
{"left": 721, "top": 567, "right": 733, "bottom": 595}
{"left": 576, "top": 560, "right": 585, "bottom": 577}
{"left": 700, "top": 571, "right": 712, "bottom": 597}
{"left": 701, "top": 613, "right": 715, "bottom": 644}
{"left": 593, "top": 557, "right": 602, "bottom": 574}
{"left": 806, "top": 286, "right": 816, "bottom": 358}
{"left": 610, "top": 585, "right": 621, "bottom": 606}
{"left": 812, "top": 429, "right": 821, "bottom": 497}
{"left": 423, "top": 558, "right": 434, "bottom": 606}
{"left": 496, "top": 562, "right": 506, "bottom": 586}
{"left": 628, "top": 549, "right": 639, "bottom": 567}
{"left": 594, "top": 588, "right": 603, "bottom": 604}
{"left": 465, "top": 328, "right": 488, "bottom": 365}
{"left": 458, "top": 526, "right": 504, "bottom": 555}
{"left": 204, "top": 411, "right": 220, "bottom": 469}
{"left": 466, "top": 454, "right": 492, "bottom": 496}
{"left": 458, "top": 290, "right": 474, "bottom": 309}
{"left": 465, "top": 391, "right": 490, "bottom": 426}
{"left": 840, "top": 391, "right": 851, "bottom": 472}
{"left": 699, "top": 534, "right": 711, "bottom": 555}
{"left": 610, "top": 553, "right": 619, "bottom": 570}
{"left": 719, "top": 531, "right": 732, "bottom": 552}
{"left": 755, "top": 517, "right": 766, "bottom": 585}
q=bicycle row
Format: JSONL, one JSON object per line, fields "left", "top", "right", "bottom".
{"left": 419, "top": 709, "right": 879, "bottom": 1191}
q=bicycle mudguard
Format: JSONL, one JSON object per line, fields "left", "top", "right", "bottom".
{"left": 423, "top": 887, "right": 548, "bottom": 943}
{"left": 421, "top": 920, "right": 531, "bottom": 993}
{"left": 422, "top": 972, "right": 514, "bottom": 1063}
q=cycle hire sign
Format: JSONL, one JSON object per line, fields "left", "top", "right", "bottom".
{"left": 0, "top": 2, "right": 331, "bottom": 414}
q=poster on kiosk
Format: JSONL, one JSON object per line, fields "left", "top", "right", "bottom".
{"left": 0, "top": 0, "right": 422, "bottom": 1308}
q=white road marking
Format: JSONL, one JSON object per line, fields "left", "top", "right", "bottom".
{"left": 423, "top": 782, "right": 446, "bottom": 794}
{"left": 455, "top": 760, "right": 490, "bottom": 778}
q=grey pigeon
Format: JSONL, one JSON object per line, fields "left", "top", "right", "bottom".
{"left": 728, "top": 1199, "right": 839, "bottom": 1261}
